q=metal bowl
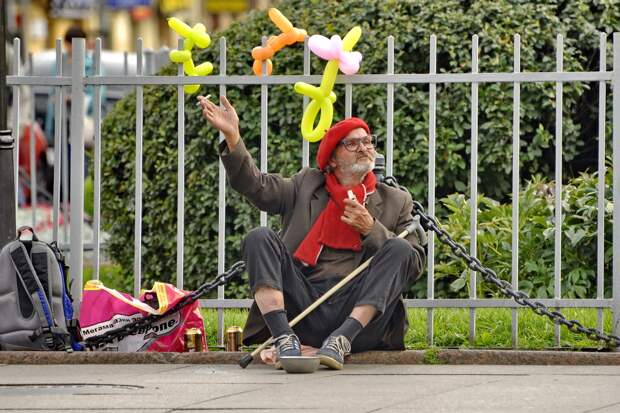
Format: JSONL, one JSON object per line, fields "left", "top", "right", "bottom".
{"left": 279, "top": 356, "right": 320, "bottom": 374}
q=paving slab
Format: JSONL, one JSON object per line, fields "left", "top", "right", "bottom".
{"left": 1, "top": 364, "right": 620, "bottom": 412}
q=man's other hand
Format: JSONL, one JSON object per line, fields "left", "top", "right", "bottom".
{"left": 341, "top": 198, "right": 374, "bottom": 236}
{"left": 198, "top": 95, "right": 240, "bottom": 151}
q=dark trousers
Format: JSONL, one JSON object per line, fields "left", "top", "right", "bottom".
{"left": 242, "top": 227, "right": 418, "bottom": 352}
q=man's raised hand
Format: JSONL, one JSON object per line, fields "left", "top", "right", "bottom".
{"left": 198, "top": 95, "right": 240, "bottom": 150}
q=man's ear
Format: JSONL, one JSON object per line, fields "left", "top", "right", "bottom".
{"left": 328, "top": 155, "right": 337, "bottom": 170}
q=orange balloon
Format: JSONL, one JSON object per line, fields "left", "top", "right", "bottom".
{"left": 251, "top": 8, "right": 306, "bottom": 76}
{"left": 252, "top": 45, "right": 273, "bottom": 61}
{"left": 266, "top": 35, "right": 279, "bottom": 47}
{"left": 269, "top": 35, "right": 287, "bottom": 51}
{"left": 253, "top": 59, "right": 273, "bottom": 76}
{"left": 282, "top": 29, "right": 306, "bottom": 46}
{"left": 268, "top": 8, "right": 293, "bottom": 33}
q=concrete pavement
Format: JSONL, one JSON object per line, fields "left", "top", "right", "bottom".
{"left": 1, "top": 363, "right": 620, "bottom": 412}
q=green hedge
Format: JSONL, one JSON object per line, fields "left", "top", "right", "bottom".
{"left": 414, "top": 167, "right": 613, "bottom": 300}
{"left": 101, "top": 0, "right": 619, "bottom": 294}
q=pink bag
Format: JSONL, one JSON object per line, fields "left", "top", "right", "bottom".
{"left": 79, "top": 280, "right": 207, "bottom": 352}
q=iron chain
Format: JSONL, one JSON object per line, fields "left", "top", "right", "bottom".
{"left": 412, "top": 201, "right": 620, "bottom": 348}
{"left": 80, "top": 196, "right": 618, "bottom": 349}
{"left": 83, "top": 261, "right": 245, "bottom": 350}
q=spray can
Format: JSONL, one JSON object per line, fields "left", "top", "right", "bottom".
{"left": 184, "top": 328, "right": 203, "bottom": 352}
{"left": 225, "top": 326, "right": 243, "bottom": 351}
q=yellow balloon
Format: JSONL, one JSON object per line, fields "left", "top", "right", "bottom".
{"left": 318, "top": 61, "right": 339, "bottom": 98}
{"left": 294, "top": 82, "right": 324, "bottom": 101}
{"left": 342, "top": 26, "right": 362, "bottom": 51}
{"left": 182, "top": 59, "right": 195, "bottom": 73}
{"left": 191, "top": 23, "right": 211, "bottom": 49}
{"left": 170, "top": 50, "right": 191, "bottom": 63}
{"left": 168, "top": 17, "right": 214, "bottom": 95}
{"left": 194, "top": 62, "right": 214, "bottom": 76}
{"left": 184, "top": 83, "right": 200, "bottom": 94}
{"left": 182, "top": 38, "right": 195, "bottom": 51}
{"left": 300, "top": 98, "right": 334, "bottom": 142}
{"left": 168, "top": 18, "right": 192, "bottom": 38}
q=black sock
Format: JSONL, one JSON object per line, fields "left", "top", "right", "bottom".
{"left": 263, "top": 309, "right": 294, "bottom": 338}
{"left": 331, "top": 317, "right": 364, "bottom": 344}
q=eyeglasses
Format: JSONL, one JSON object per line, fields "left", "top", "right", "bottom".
{"left": 339, "top": 135, "right": 376, "bottom": 152}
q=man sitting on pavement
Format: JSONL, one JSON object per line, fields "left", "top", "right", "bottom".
{"left": 199, "top": 95, "right": 425, "bottom": 370}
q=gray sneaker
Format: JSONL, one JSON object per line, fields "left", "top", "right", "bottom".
{"left": 317, "top": 335, "right": 351, "bottom": 370}
{"left": 274, "top": 333, "right": 301, "bottom": 370}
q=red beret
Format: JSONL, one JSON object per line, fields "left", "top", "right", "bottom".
{"left": 316, "top": 117, "right": 370, "bottom": 170}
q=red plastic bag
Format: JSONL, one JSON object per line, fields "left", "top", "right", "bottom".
{"left": 79, "top": 280, "right": 207, "bottom": 352}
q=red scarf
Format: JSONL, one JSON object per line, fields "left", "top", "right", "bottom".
{"left": 294, "top": 172, "right": 377, "bottom": 266}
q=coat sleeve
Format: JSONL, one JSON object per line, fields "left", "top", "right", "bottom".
{"left": 219, "top": 138, "right": 295, "bottom": 215}
{"left": 361, "top": 191, "right": 426, "bottom": 279}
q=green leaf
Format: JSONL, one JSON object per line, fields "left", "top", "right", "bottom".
{"left": 450, "top": 277, "right": 467, "bottom": 292}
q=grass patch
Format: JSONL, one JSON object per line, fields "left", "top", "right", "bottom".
{"left": 200, "top": 307, "right": 615, "bottom": 350}
{"left": 201, "top": 309, "right": 250, "bottom": 349}
{"left": 82, "top": 264, "right": 132, "bottom": 292}
{"left": 407, "top": 308, "right": 614, "bottom": 350}
{"left": 422, "top": 347, "right": 444, "bottom": 364}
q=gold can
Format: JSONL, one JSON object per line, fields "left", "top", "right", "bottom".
{"left": 225, "top": 326, "right": 243, "bottom": 352}
{"left": 184, "top": 328, "right": 203, "bottom": 352}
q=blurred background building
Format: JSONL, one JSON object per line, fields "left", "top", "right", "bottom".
{"left": 2, "top": 0, "right": 272, "bottom": 244}
{"left": 7, "top": 0, "right": 271, "bottom": 53}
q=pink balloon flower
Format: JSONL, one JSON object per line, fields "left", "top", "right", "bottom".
{"left": 308, "top": 34, "right": 363, "bottom": 75}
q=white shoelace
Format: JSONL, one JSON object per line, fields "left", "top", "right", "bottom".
{"left": 276, "top": 334, "right": 300, "bottom": 353}
{"left": 325, "top": 335, "right": 351, "bottom": 356}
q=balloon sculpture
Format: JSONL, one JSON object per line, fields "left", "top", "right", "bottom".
{"left": 168, "top": 18, "right": 214, "bottom": 94}
{"left": 294, "top": 26, "right": 363, "bottom": 142}
{"left": 251, "top": 8, "right": 306, "bottom": 76}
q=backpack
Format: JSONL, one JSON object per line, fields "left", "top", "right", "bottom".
{"left": 0, "top": 226, "right": 82, "bottom": 351}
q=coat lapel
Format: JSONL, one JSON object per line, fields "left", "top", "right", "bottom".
{"left": 366, "top": 190, "right": 383, "bottom": 220}
{"left": 350, "top": 190, "right": 383, "bottom": 266}
{"left": 310, "top": 186, "right": 329, "bottom": 225}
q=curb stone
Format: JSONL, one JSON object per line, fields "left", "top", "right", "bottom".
{"left": 1, "top": 349, "right": 619, "bottom": 365}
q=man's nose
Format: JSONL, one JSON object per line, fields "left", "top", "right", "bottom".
{"left": 357, "top": 144, "right": 371, "bottom": 153}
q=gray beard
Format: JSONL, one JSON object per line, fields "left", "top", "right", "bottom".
{"left": 342, "top": 160, "right": 375, "bottom": 175}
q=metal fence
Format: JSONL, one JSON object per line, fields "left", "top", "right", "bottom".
{"left": 8, "top": 33, "right": 620, "bottom": 348}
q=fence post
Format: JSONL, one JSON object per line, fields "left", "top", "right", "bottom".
{"left": 260, "top": 36, "right": 268, "bottom": 228}
{"left": 176, "top": 38, "right": 185, "bottom": 290}
{"left": 52, "top": 39, "right": 63, "bottom": 243}
{"left": 69, "top": 38, "right": 86, "bottom": 315}
{"left": 302, "top": 38, "right": 310, "bottom": 167}
{"left": 554, "top": 34, "right": 564, "bottom": 347}
{"left": 511, "top": 33, "right": 521, "bottom": 348}
{"left": 28, "top": 53, "right": 36, "bottom": 228}
{"left": 386, "top": 35, "right": 394, "bottom": 177}
{"left": 134, "top": 38, "right": 144, "bottom": 297}
{"left": 217, "top": 36, "right": 227, "bottom": 347}
{"left": 469, "top": 34, "right": 479, "bottom": 346}
{"left": 613, "top": 33, "right": 620, "bottom": 345}
{"left": 0, "top": 0, "right": 15, "bottom": 249}
{"left": 596, "top": 32, "right": 607, "bottom": 334}
{"left": 11, "top": 39, "right": 20, "bottom": 235}
{"left": 92, "top": 38, "right": 102, "bottom": 279}
{"left": 427, "top": 34, "right": 437, "bottom": 346}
